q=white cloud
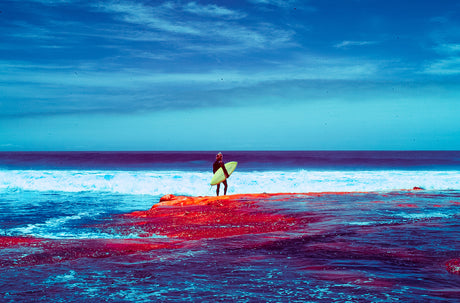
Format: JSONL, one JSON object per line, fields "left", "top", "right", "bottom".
{"left": 183, "top": 2, "right": 246, "bottom": 19}
{"left": 334, "top": 40, "right": 378, "bottom": 49}
{"left": 25, "top": 0, "right": 75, "bottom": 3}
{"left": 430, "top": 16, "right": 450, "bottom": 24}
{"left": 8, "top": 21, "right": 55, "bottom": 40}
{"left": 0, "top": 53, "right": 384, "bottom": 117}
{"left": 249, "top": 0, "right": 296, "bottom": 8}
{"left": 424, "top": 56, "right": 460, "bottom": 75}
{"left": 7, "top": 1, "right": 297, "bottom": 54}
{"left": 424, "top": 42, "right": 460, "bottom": 75}
{"left": 93, "top": 1, "right": 294, "bottom": 53}
{"left": 95, "top": 2, "right": 201, "bottom": 35}
{"left": 248, "top": 0, "right": 316, "bottom": 11}
{"left": 1, "top": 53, "right": 381, "bottom": 91}
{"left": 189, "top": 22, "right": 295, "bottom": 52}
{"left": 435, "top": 43, "right": 460, "bottom": 54}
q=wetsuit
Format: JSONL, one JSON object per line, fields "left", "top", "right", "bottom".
{"left": 213, "top": 160, "right": 222, "bottom": 173}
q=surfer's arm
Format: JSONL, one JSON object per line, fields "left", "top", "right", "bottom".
{"left": 221, "top": 162, "right": 230, "bottom": 178}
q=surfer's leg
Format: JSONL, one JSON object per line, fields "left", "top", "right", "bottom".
{"left": 216, "top": 184, "right": 220, "bottom": 196}
{"left": 223, "top": 180, "right": 228, "bottom": 195}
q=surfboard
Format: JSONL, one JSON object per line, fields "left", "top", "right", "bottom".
{"left": 210, "top": 161, "right": 237, "bottom": 185}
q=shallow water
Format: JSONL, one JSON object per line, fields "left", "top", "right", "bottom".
{"left": 1, "top": 151, "right": 459, "bottom": 302}
{"left": 1, "top": 190, "right": 459, "bottom": 302}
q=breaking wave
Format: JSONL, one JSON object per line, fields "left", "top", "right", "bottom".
{"left": 1, "top": 169, "right": 459, "bottom": 195}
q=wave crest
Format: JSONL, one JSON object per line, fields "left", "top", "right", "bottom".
{"left": 1, "top": 170, "right": 459, "bottom": 195}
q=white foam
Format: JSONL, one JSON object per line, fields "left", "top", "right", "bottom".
{"left": 8, "top": 211, "right": 167, "bottom": 239}
{"left": 1, "top": 169, "right": 459, "bottom": 196}
{"left": 348, "top": 221, "right": 376, "bottom": 226}
{"left": 398, "top": 212, "right": 453, "bottom": 220}
{"left": 11, "top": 212, "right": 90, "bottom": 234}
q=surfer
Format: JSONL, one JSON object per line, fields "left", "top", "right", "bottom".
{"left": 213, "top": 152, "right": 229, "bottom": 196}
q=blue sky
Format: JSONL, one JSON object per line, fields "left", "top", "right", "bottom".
{"left": 1, "top": 0, "right": 459, "bottom": 150}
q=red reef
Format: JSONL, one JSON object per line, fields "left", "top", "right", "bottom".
{"left": 126, "top": 194, "right": 307, "bottom": 240}
{"left": 446, "top": 258, "right": 460, "bottom": 275}
{"left": 0, "top": 236, "right": 41, "bottom": 248}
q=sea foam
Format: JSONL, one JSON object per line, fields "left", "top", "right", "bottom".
{"left": 1, "top": 169, "right": 459, "bottom": 195}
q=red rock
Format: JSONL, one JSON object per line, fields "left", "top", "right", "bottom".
{"left": 0, "top": 236, "right": 41, "bottom": 247}
{"left": 125, "top": 194, "right": 309, "bottom": 240}
{"left": 159, "top": 194, "right": 175, "bottom": 202}
{"left": 446, "top": 258, "right": 460, "bottom": 274}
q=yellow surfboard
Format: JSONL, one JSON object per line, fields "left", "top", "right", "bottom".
{"left": 210, "top": 161, "right": 237, "bottom": 185}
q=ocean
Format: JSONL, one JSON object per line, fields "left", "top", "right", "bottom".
{"left": 1, "top": 151, "right": 459, "bottom": 302}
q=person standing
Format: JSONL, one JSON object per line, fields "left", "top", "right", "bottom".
{"left": 213, "top": 152, "right": 229, "bottom": 196}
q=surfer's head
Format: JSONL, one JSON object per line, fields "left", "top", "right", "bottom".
{"left": 216, "top": 152, "right": 223, "bottom": 160}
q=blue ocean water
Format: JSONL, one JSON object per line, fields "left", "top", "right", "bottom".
{"left": 1, "top": 151, "right": 460, "bottom": 196}
{"left": 2, "top": 151, "right": 460, "bottom": 171}
{"left": 1, "top": 151, "right": 459, "bottom": 302}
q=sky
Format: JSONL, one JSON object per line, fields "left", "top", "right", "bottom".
{"left": 1, "top": 0, "right": 460, "bottom": 151}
